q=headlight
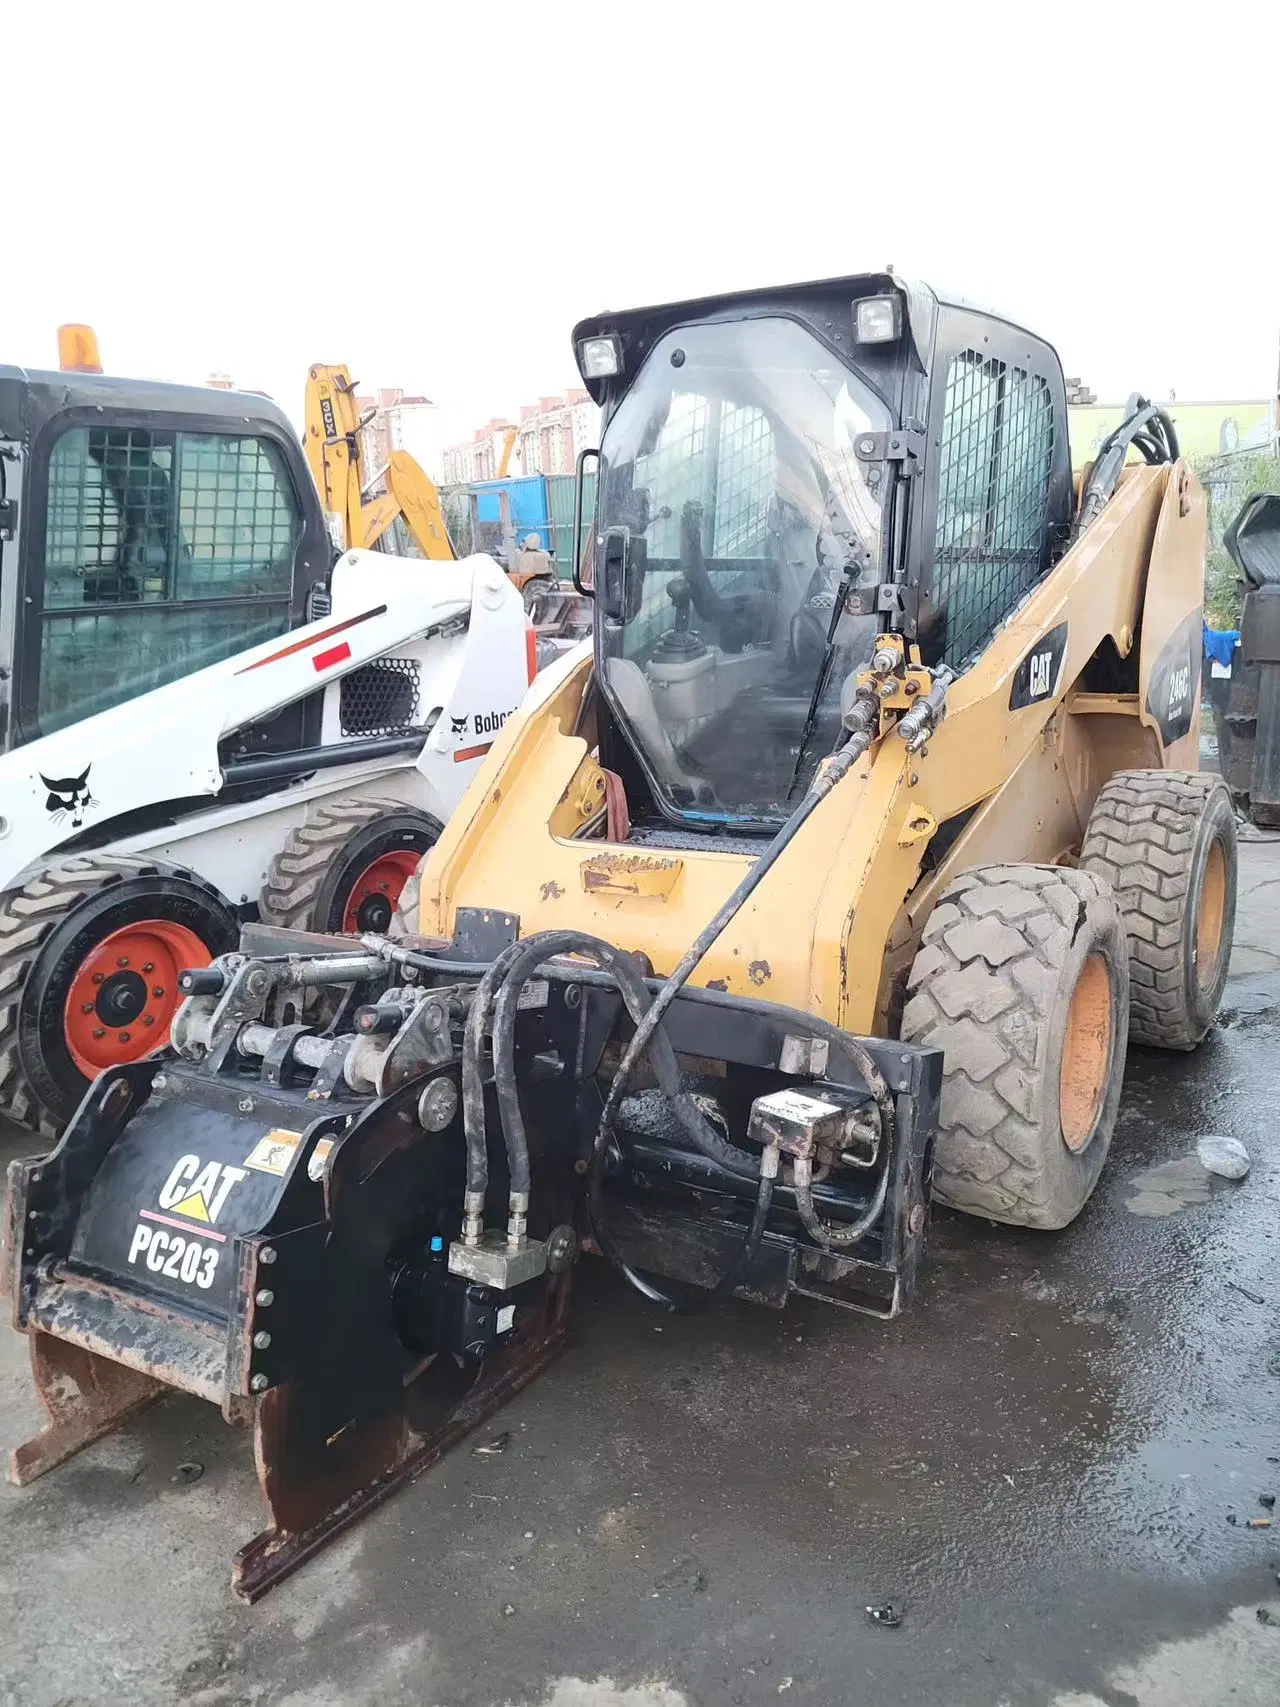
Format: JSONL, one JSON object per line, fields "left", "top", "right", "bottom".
{"left": 854, "top": 296, "right": 902, "bottom": 344}
{"left": 578, "top": 335, "right": 622, "bottom": 380}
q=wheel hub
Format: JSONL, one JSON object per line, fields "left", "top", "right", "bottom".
{"left": 342, "top": 850, "right": 421, "bottom": 935}
{"left": 94, "top": 970, "right": 148, "bottom": 1027}
{"left": 1059, "top": 952, "right": 1113, "bottom": 1154}
{"left": 64, "top": 919, "right": 213, "bottom": 1078}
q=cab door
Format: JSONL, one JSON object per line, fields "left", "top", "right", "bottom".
{"left": 11, "top": 394, "right": 329, "bottom": 750}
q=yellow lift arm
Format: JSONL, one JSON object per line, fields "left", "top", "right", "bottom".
{"left": 304, "top": 364, "right": 454, "bottom": 560}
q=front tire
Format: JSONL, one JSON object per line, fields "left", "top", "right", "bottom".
{"left": 1079, "top": 769, "right": 1236, "bottom": 1050}
{"left": 0, "top": 855, "right": 239, "bottom": 1136}
{"left": 901, "top": 864, "right": 1129, "bottom": 1229}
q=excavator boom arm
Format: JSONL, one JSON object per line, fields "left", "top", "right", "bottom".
{"left": 304, "top": 364, "right": 455, "bottom": 560}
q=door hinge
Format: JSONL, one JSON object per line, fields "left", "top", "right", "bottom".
{"left": 854, "top": 422, "right": 927, "bottom": 468}
{"left": 0, "top": 498, "right": 16, "bottom": 540}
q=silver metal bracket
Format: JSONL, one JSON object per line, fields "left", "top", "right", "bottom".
{"left": 448, "top": 1231, "right": 549, "bottom": 1290}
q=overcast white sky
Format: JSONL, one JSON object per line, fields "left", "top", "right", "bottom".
{"left": 8, "top": 3, "right": 1279, "bottom": 436}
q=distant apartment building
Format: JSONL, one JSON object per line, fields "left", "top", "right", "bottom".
{"left": 441, "top": 390, "right": 599, "bottom": 485}
{"left": 354, "top": 387, "right": 435, "bottom": 479}
{"left": 441, "top": 418, "right": 519, "bottom": 485}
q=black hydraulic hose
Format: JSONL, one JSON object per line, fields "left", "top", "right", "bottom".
{"left": 1076, "top": 395, "right": 1181, "bottom": 537}
{"left": 486, "top": 928, "right": 760, "bottom": 1191}
{"left": 792, "top": 1153, "right": 890, "bottom": 1250}
{"left": 454, "top": 721, "right": 902, "bottom": 1300}
{"left": 593, "top": 725, "right": 883, "bottom": 1174}
{"left": 478, "top": 925, "right": 768, "bottom": 1311}
{"left": 588, "top": 1124, "right": 778, "bottom": 1313}
{"left": 704, "top": 1159, "right": 777, "bottom": 1303}
{"left": 461, "top": 937, "right": 529, "bottom": 1202}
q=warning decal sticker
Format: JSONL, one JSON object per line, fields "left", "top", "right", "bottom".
{"left": 244, "top": 1129, "right": 304, "bottom": 1177}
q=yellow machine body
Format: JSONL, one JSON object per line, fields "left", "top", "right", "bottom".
{"left": 413, "top": 462, "right": 1203, "bottom": 1035}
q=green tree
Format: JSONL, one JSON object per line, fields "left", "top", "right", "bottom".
{"left": 1193, "top": 449, "right": 1280, "bottom": 629}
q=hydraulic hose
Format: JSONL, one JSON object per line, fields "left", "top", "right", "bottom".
{"left": 472, "top": 925, "right": 769, "bottom": 1310}
{"left": 461, "top": 937, "right": 530, "bottom": 1233}
{"left": 458, "top": 714, "right": 902, "bottom": 1301}
{"left": 791, "top": 1152, "right": 890, "bottom": 1249}
{"left": 592, "top": 719, "right": 882, "bottom": 1171}
{"left": 1076, "top": 395, "right": 1181, "bottom": 537}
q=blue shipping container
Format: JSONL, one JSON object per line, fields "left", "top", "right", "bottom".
{"left": 470, "top": 476, "right": 551, "bottom": 549}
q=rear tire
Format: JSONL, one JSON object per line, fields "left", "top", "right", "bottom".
{"left": 259, "top": 797, "right": 441, "bottom": 936}
{"left": 521, "top": 577, "right": 555, "bottom": 623}
{"left": 901, "top": 864, "right": 1129, "bottom": 1229}
{"left": 1079, "top": 769, "right": 1236, "bottom": 1050}
{"left": 0, "top": 855, "right": 239, "bottom": 1136}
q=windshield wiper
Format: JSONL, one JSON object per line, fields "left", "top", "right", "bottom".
{"left": 783, "top": 561, "right": 861, "bottom": 803}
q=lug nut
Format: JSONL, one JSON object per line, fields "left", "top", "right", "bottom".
{"left": 255, "top": 1288, "right": 274, "bottom": 1307}
{"left": 116, "top": 957, "right": 129, "bottom": 968}
{"left": 91, "top": 972, "right": 104, "bottom": 985}
{"left": 253, "top": 1330, "right": 272, "bottom": 1350}
{"left": 250, "top": 1373, "right": 269, "bottom": 1393}
{"left": 142, "top": 962, "right": 154, "bottom": 973}
{"left": 81, "top": 1002, "right": 94, "bottom": 1014}
{"left": 92, "top": 1028, "right": 105, "bottom": 1039}
{"left": 152, "top": 986, "right": 165, "bottom": 998}
{"left": 143, "top": 1016, "right": 155, "bottom": 1027}
{"left": 118, "top": 1032, "right": 131, "bottom": 1043}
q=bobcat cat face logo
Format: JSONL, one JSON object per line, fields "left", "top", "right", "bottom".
{"left": 450, "top": 714, "right": 468, "bottom": 736}
{"left": 41, "top": 765, "right": 98, "bottom": 827}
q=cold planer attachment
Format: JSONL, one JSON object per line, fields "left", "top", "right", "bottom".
{"left": 5, "top": 925, "right": 939, "bottom": 1599}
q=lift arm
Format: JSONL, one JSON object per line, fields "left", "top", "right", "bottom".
{"left": 304, "top": 364, "right": 455, "bottom": 561}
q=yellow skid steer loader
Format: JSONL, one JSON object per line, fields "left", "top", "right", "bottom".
{"left": 4, "top": 274, "right": 1233, "bottom": 1599}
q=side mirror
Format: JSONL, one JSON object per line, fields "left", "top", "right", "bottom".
{"left": 1225, "top": 492, "right": 1280, "bottom": 590}
{"left": 572, "top": 448, "right": 599, "bottom": 596}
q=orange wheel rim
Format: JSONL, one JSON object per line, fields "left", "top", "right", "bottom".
{"left": 63, "top": 920, "right": 211, "bottom": 1078}
{"left": 342, "top": 850, "right": 421, "bottom": 935}
{"left": 1195, "top": 839, "right": 1227, "bottom": 989}
{"left": 1059, "top": 952, "right": 1112, "bottom": 1154}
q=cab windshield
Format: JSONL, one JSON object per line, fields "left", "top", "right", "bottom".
{"left": 597, "top": 316, "right": 891, "bottom": 828}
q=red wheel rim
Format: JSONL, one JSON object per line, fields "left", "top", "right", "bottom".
{"left": 63, "top": 919, "right": 212, "bottom": 1078}
{"left": 342, "top": 850, "right": 421, "bottom": 934}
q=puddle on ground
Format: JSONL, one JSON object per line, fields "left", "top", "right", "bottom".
{"left": 1124, "top": 1153, "right": 1223, "bottom": 1217}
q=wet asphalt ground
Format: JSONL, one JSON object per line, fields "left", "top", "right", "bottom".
{"left": 2, "top": 844, "right": 1279, "bottom": 1707}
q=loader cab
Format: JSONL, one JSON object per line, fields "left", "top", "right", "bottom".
{"left": 573, "top": 275, "right": 1072, "bottom": 834}
{"left": 0, "top": 369, "right": 331, "bottom": 752}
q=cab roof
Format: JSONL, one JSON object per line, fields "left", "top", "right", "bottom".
{"left": 0, "top": 365, "right": 295, "bottom": 443}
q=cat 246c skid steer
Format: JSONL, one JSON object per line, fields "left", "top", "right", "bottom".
{"left": 4, "top": 274, "right": 1233, "bottom": 1599}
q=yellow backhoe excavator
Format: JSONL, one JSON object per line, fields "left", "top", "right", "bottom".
{"left": 303, "top": 364, "right": 454, "bottom": 559}
{"left": 7, "top": 275, "right": 1233, "bottom": 1602}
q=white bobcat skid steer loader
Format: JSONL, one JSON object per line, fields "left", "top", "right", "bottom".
{"left": 0, "top": 364, "right": 532, "bottom": 1134}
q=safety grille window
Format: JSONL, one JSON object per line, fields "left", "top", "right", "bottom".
{"left": 626, "top": 395, "right": 776, "bottom": 656}
{"left": 933, "top": 352, "right": 1055, "bottom": 667}
{"left": 35, "top": 426, "right": 301, "bottom": 734}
